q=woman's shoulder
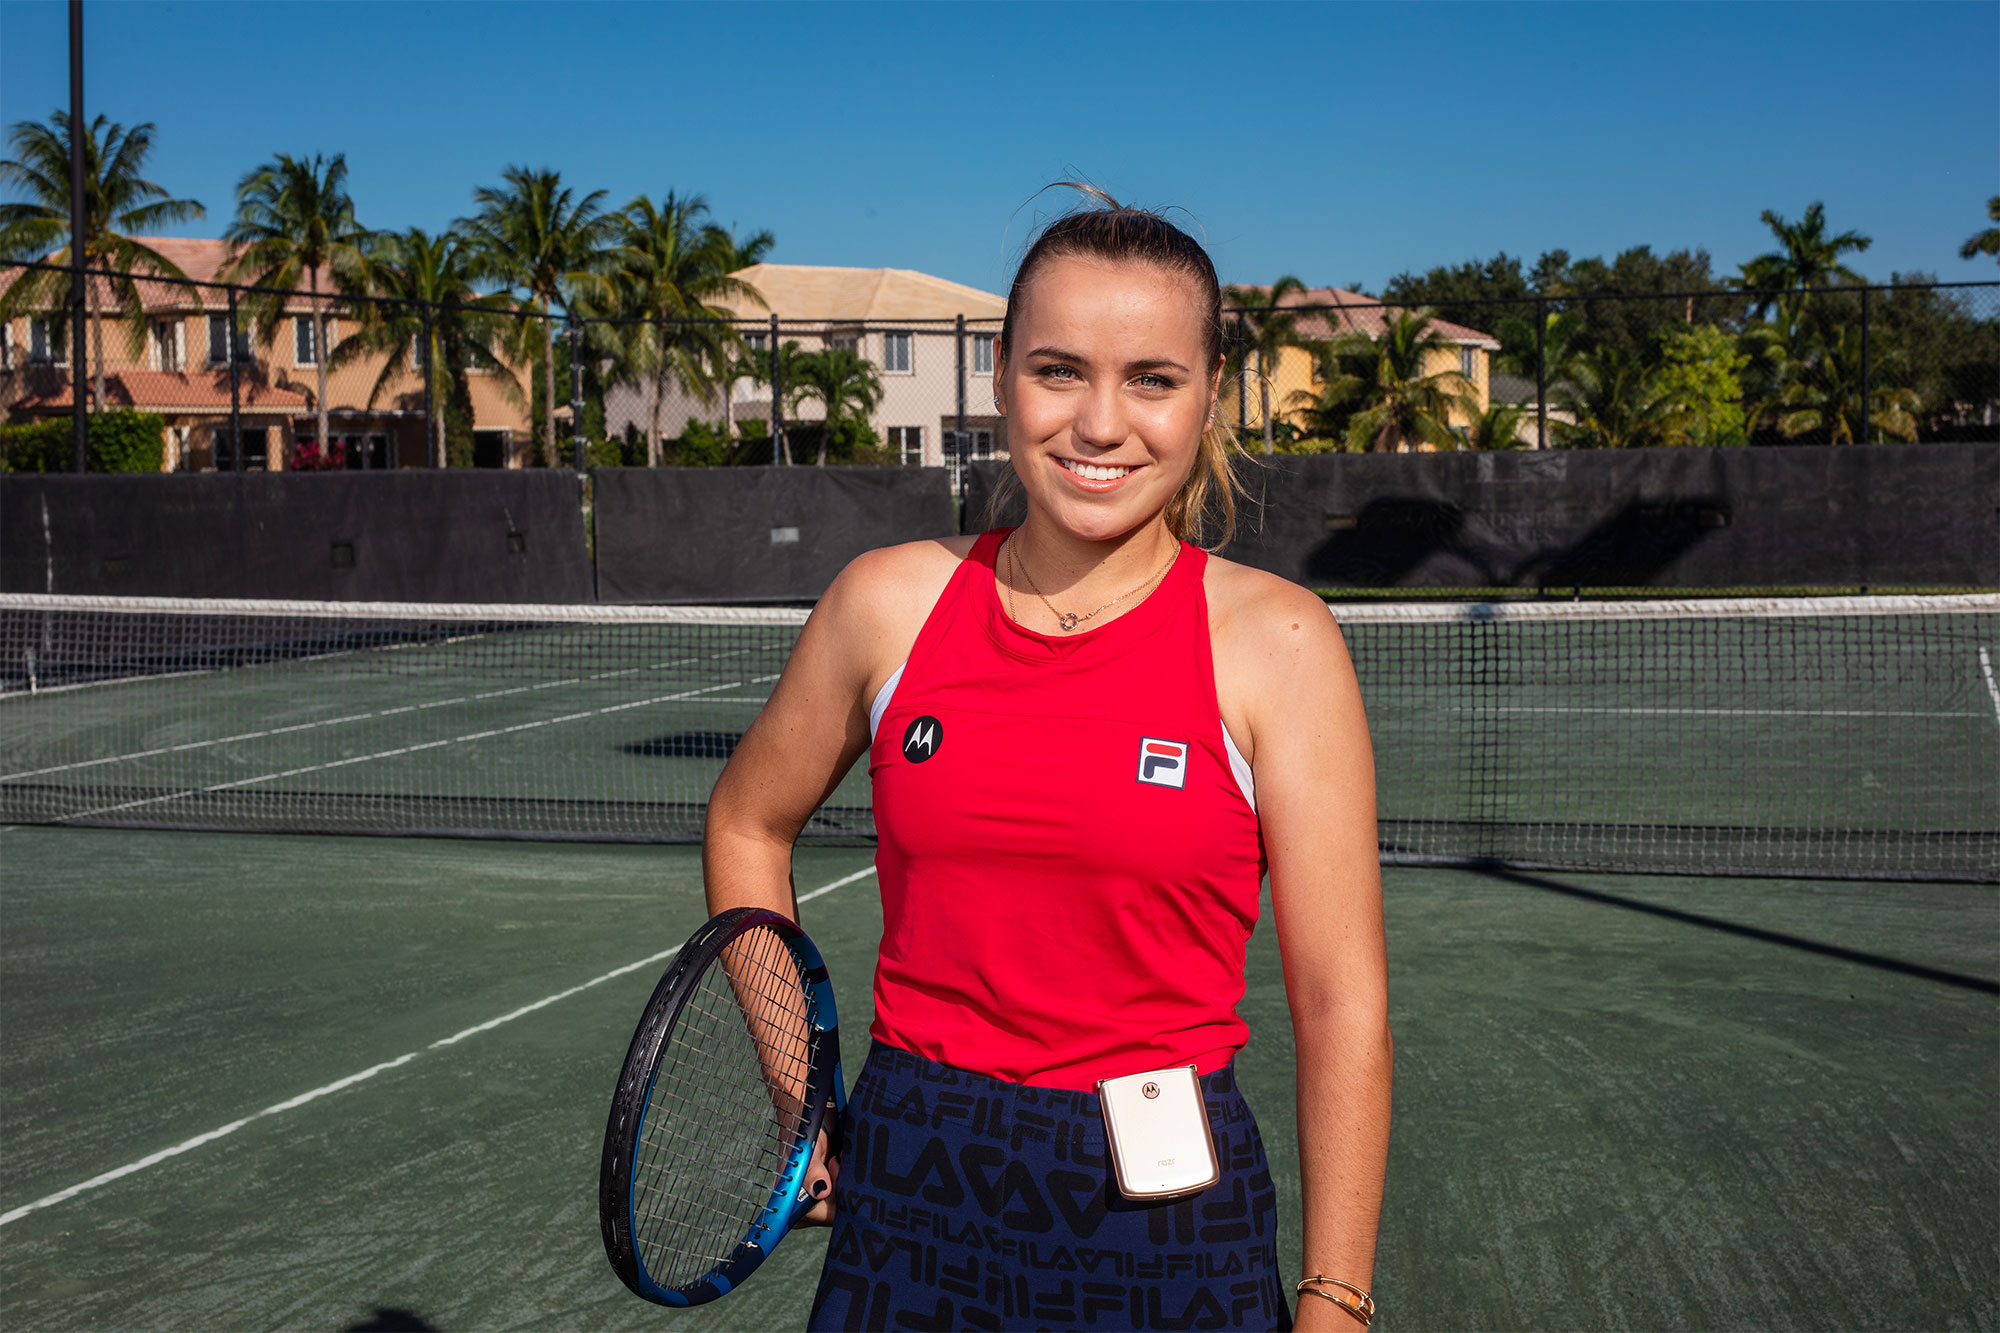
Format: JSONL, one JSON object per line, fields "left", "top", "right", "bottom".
{"left": 1202, "top": 553, "right": 1340, "bottom": 657}
{"left": 813, "top": 535, "right": 981, "bottom": 671}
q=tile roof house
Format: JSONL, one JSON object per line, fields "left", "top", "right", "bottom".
{"left": 1, "top": 239, "right": 531, "bottom": 470}
{"left": 603, "top": 263, "right": 1009, "bottom": 477}
{"left": 1225, "top": 284, "right": 1507, "bottom": 449}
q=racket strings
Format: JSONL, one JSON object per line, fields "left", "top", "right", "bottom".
{"left": 629, "top": 924, "right": 827, "bottom": 1288}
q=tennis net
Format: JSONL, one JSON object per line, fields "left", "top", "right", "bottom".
{"left": 2, "top": 592, "right": 1994, "bottom": 881}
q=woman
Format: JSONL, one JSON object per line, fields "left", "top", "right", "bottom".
{"left": 705, "top": 193, "right": 1391, "bottom": 1332}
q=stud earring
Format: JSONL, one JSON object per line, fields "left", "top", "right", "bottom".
{"left": 992, "top": 395, "right": 1004, "bottom": 414}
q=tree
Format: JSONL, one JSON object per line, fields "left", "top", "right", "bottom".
{"left": 1740, "top": 201, "right": 1871, "bottom": 318}
{"left": 328, "top": 228, "right": 521, "bottom": 468}
{"left": 713, "top": 224, "right": 776, "bottom": 443}
{"left": 783, "top": 343, "right": 883, "bottom": 465}
{"left": 1960, "top": 197, "right": 2000, "bottom": 267}
{"left": 223, "top": 152, "right": 369, "bottom": 463}
{"left": 1380, "top": 252, "right": 1532, "bottom": 334}
{"left": 1464, "top": 402, "right": 1529, "bottom": 451}
{"left": 1772, "top": 326, "right": 1918, "bottom": 444}
{"left": 610, "top": 192, "right": 765, "bottom": 465}
{"left": 1223, "top": 277, "right": 1310, "bottom": 454}
{"left": 1552, "top": 346, "right": 1687, "bottom": 449}
{"left": 1293, "top": 310, "right": 1478, "bottom": 453}
{"left": 1651, "top": 324, "right": 1748, "bottom": 447}
{"left": 458, "top": 166, "right": 617, "bottom": 465}
{"left": 0, "top": 110, "right": 204, "bottom": 412}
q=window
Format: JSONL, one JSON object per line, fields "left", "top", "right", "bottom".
{"left": 828, "top": 333, "right": 859, "bottom": 354}
{"left": 151, "top": 320, "right": 183, "bottom": 372}
{"left": 971, "top": 332, "right": 994, "bottom": 376}
{"left": 888, "top": 425, "right": 923, "bottom": 466}
{"left": 294, "top": 315, "right": 335, "bottom": 366}
{"left": 1459, "top": 346, "right": 1479, "bottom": 382}
{"left": 744, "top": 331, "right": 768, "bottom": 353}
{"left": 0, "top": 322, "right": 11, "bottom": 370}
{"left": 28, "top": 318, "right": 65, "bottom": 365}
{"left": 208, "top": 315, "right": 252, "bottom": 365}
{"left": 882, "top": 331, "right": 912, "bottom": 374}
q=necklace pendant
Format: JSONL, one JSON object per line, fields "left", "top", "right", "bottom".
{"left": 1057, "top": 612, "right": 1080, "bottom": 632}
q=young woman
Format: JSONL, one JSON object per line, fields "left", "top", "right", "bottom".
{"left": 704, "top": 194, "right": 1391, "bottom": 1332}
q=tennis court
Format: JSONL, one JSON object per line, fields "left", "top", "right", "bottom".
{"left": 1, "top": 825, "right": 1993, "bottom": 1330}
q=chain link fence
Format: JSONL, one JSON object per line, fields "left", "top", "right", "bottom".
{"left": 4, "top": 260, "right": 1995, "bottom": 477}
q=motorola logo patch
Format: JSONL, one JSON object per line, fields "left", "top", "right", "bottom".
{"left": 901, "top": 716, "right": 943, "bottom": 763}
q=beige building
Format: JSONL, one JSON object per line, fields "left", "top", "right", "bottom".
{"left": 605, "top": 263, "right": 1008, "bottom": 481}
{"left": 0, "top": 238, "right": 532, "bottom": 470}
{"left": 1223, "top": 285, "right": 1504, "bottom": 449}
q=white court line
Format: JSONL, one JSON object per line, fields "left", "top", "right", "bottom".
{"left": 1981, "top": 647, "right": 2000, "bottom": 729}
{"left": 1444, "top": 706, "right": 1975, "bottom": 718}
{"left": 60, "top": 674, "right": 783, "bottom": 824}
{"left": 0, "top": 862, "right": 878, "bottom": 1229}
{"left": 2, "top": 645, "right": 769, "bottom": 783}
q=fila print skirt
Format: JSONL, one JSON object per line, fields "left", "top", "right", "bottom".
{"left": 807, "top": 1042, "right": 1293, "bottom": 1332}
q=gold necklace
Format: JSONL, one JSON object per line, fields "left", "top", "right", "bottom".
{"left": 1006, "top": 534, "right": 1179, "bottom": 632}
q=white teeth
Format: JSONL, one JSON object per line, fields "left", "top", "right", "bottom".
{"left": 1061, "top": 459, "right": 1133, "bottom": 482}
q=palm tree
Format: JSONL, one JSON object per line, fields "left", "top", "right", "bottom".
{"left": 1552, "top": 346, "right": 1686, "bottom": 449}
{"left": 714, "top": 224, "right": 776, "bottom": 443}
{"left": 784, "top": 344, "right": 883, "bottom": 465}
{"left": 0, "top": 110, "right": 204, "bottom": 411}
{"left": 610, "top": 192, "right": 765, "bottom": 465}
{"left": 1739, "top": 202, "right": 1871, "bottom": 318}
{"left": 1960, "top": 196, "right": 2000, "bottom": 267}
{"left": 1772, "top": 326, "right": 1918, "bottom": 444}
{"left": 223, "top": 152, "right": 368, "bottom": 463}
{"left": 1464, "top": 402, "right": 1529, "bottom": 451}
{"left": 458, "top": 167, "right": 617, "bottom": 466}
{"left": 1293, "top": 310, "right": 1477, "bottom": 452}
{"left": 328, "top": 228, "right": 522, "bottom": 467}
{"left": 1223, "top": 277, "right": 1310, "bottom": 454}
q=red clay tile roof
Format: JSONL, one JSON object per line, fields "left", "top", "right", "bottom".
{"left": 2, "top": 238, "right": 338, "bottom": 310}
{"left": 1227, "top": 284, "right": 1499, "bottom": 348}
{"left": 14, "top": 370, "right": 311, "bottom": 413}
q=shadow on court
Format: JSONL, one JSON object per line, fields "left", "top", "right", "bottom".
{"left": 0, "top": 829, "right": 1991, "bottom": 1331}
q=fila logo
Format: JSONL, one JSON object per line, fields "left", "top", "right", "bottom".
{"left": 1137, "top": 737, "right": 1188, "bottom": 789}
{"left": 901, "top": 715, "right": 943, "bottom": 763}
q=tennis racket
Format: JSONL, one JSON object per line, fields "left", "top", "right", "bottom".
{"left": 598, "top": 906, "right": 845, "bottom": 1306}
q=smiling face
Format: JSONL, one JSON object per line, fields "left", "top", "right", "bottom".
{"left": 996, "top": 254, "right": 1222, "bottom": 546}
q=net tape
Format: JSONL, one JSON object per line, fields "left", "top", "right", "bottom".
{"left": 2, "top": 592, "right": 1995, "bottom": 881}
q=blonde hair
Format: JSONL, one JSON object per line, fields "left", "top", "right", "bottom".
{"left": 985, "top": 185, "right": 1250, "bottom": 550}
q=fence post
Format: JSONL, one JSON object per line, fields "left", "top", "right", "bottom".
{"left": 769, "top": 313, "right": 783, "bottom": 466}
{"left": 421, "top": 299, "right": 437, "bottom": 467}
{"left": 1534, "top": 295, "right": 1548, "bottom": 450}
{"left": 1858, "top": 286, "right": 1872, "bottom": 447}
{"left": 567, "top": 317, "right": 585, "bottom": 472}
{"left": 68, "top": 0, "right": 86, "bottom": 473}
{"left": 955, "top": 314, "right": 968, "bottom": 521}
{"left": 227, "top": 286, "right": 243, "bottom": 472}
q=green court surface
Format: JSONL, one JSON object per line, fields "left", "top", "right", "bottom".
{"left": 0, "top": 826, "right": 1993, "bottom": 1331}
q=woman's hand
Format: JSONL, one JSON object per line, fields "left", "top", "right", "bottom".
{"left": 792, "top": 1127, "right": 840, "bottom": 1227}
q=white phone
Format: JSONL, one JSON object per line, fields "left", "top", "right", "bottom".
{"left": 1095, "top": 1064, "right": 1221, "bottom": 1201}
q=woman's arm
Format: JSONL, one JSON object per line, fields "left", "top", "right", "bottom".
{"left": 1217, "top": 570, "right": 1392, "bottom": 1328}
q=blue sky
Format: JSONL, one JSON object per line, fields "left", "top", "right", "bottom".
{"left": 1, "top": 1, "right": 1994, "bottom": 295}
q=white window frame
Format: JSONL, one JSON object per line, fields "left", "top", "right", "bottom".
{"left": 743, "top": 331, "right": 768, "bottom": 353}
{"left": 0, "top": 321, "right": 12, "bottom": 370}
{"left": 827, "top": 331, "right": 859, "bottom": 354}
{"left": 208, "top": 314, "right": 253, "bottom": 366}
{"left": 294, "top": 314, "right": 336, "bottom": 367}
{"left": 881, "top": 331, "right": 913, "bottom": 375}
{"left": 1459, "top": 346, "right": 1479, "bottom": 382}
{"left": 971, "top": 332, "right": 994, "bottom": 376}
{"left": 888, "top": 425, "right": 923, "bottom": 466}
{"left": 151, "top": 319, "right": 183, "bottom": 372}
{"left": 28, "top": 318, "right": 66, "bottom": 365}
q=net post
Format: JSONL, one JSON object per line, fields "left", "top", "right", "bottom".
{"left": 1534, "top": 295, "right": 1548, "bottom": 450}
{"left": 768, "top": 313, "right": 783, "bottom": 466}
{"left": 422, "top": 298, "right": 437, "bottom": 467}
{"left": 67, "top": 0, "right": 86, "bottom": 473}
{"left": 1858, "top": 285, "right": 1872, "bottom": 447}
{"left": 227, "top": 286, "right": 243, "bottom": 472}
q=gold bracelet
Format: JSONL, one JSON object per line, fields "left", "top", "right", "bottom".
{"left": 1297, "top": 1284, "right": 1372, "bottom": 1326}
{"left": 1296, "top": 1276, "right": 1376, "bottom": 1325}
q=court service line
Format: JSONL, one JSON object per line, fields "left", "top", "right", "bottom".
{"left": 1981, "top": 647, "right": 2000, "bottom": 729}
{"left": 61, "top": 674, "right": 783, "bottom": 824}
{"left": 0, "top": 862, "right": 879, "bottom": 1229}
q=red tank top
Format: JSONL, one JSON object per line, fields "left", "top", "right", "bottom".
{"left": 866, "top": 529, "right": 1265, "bottom": 1090}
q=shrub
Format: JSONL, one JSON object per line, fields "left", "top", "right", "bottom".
{"left": 0, "top": 411, "right": 165, "bottom": 472}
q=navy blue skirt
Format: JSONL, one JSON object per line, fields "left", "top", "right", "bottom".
{"left": 808, "top": 1042, "right": 1293, "bottom": 1332}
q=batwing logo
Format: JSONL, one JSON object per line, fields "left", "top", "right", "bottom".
{"left": 1136, "top": 737, "right": 1188, "bottom": 789}
{"left": 901, "top": 715, "right": 943, "bottom": 764}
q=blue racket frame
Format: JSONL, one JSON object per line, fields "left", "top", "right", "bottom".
{"left": 599, "top": 907, "right": 845, "bottom": 1307}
